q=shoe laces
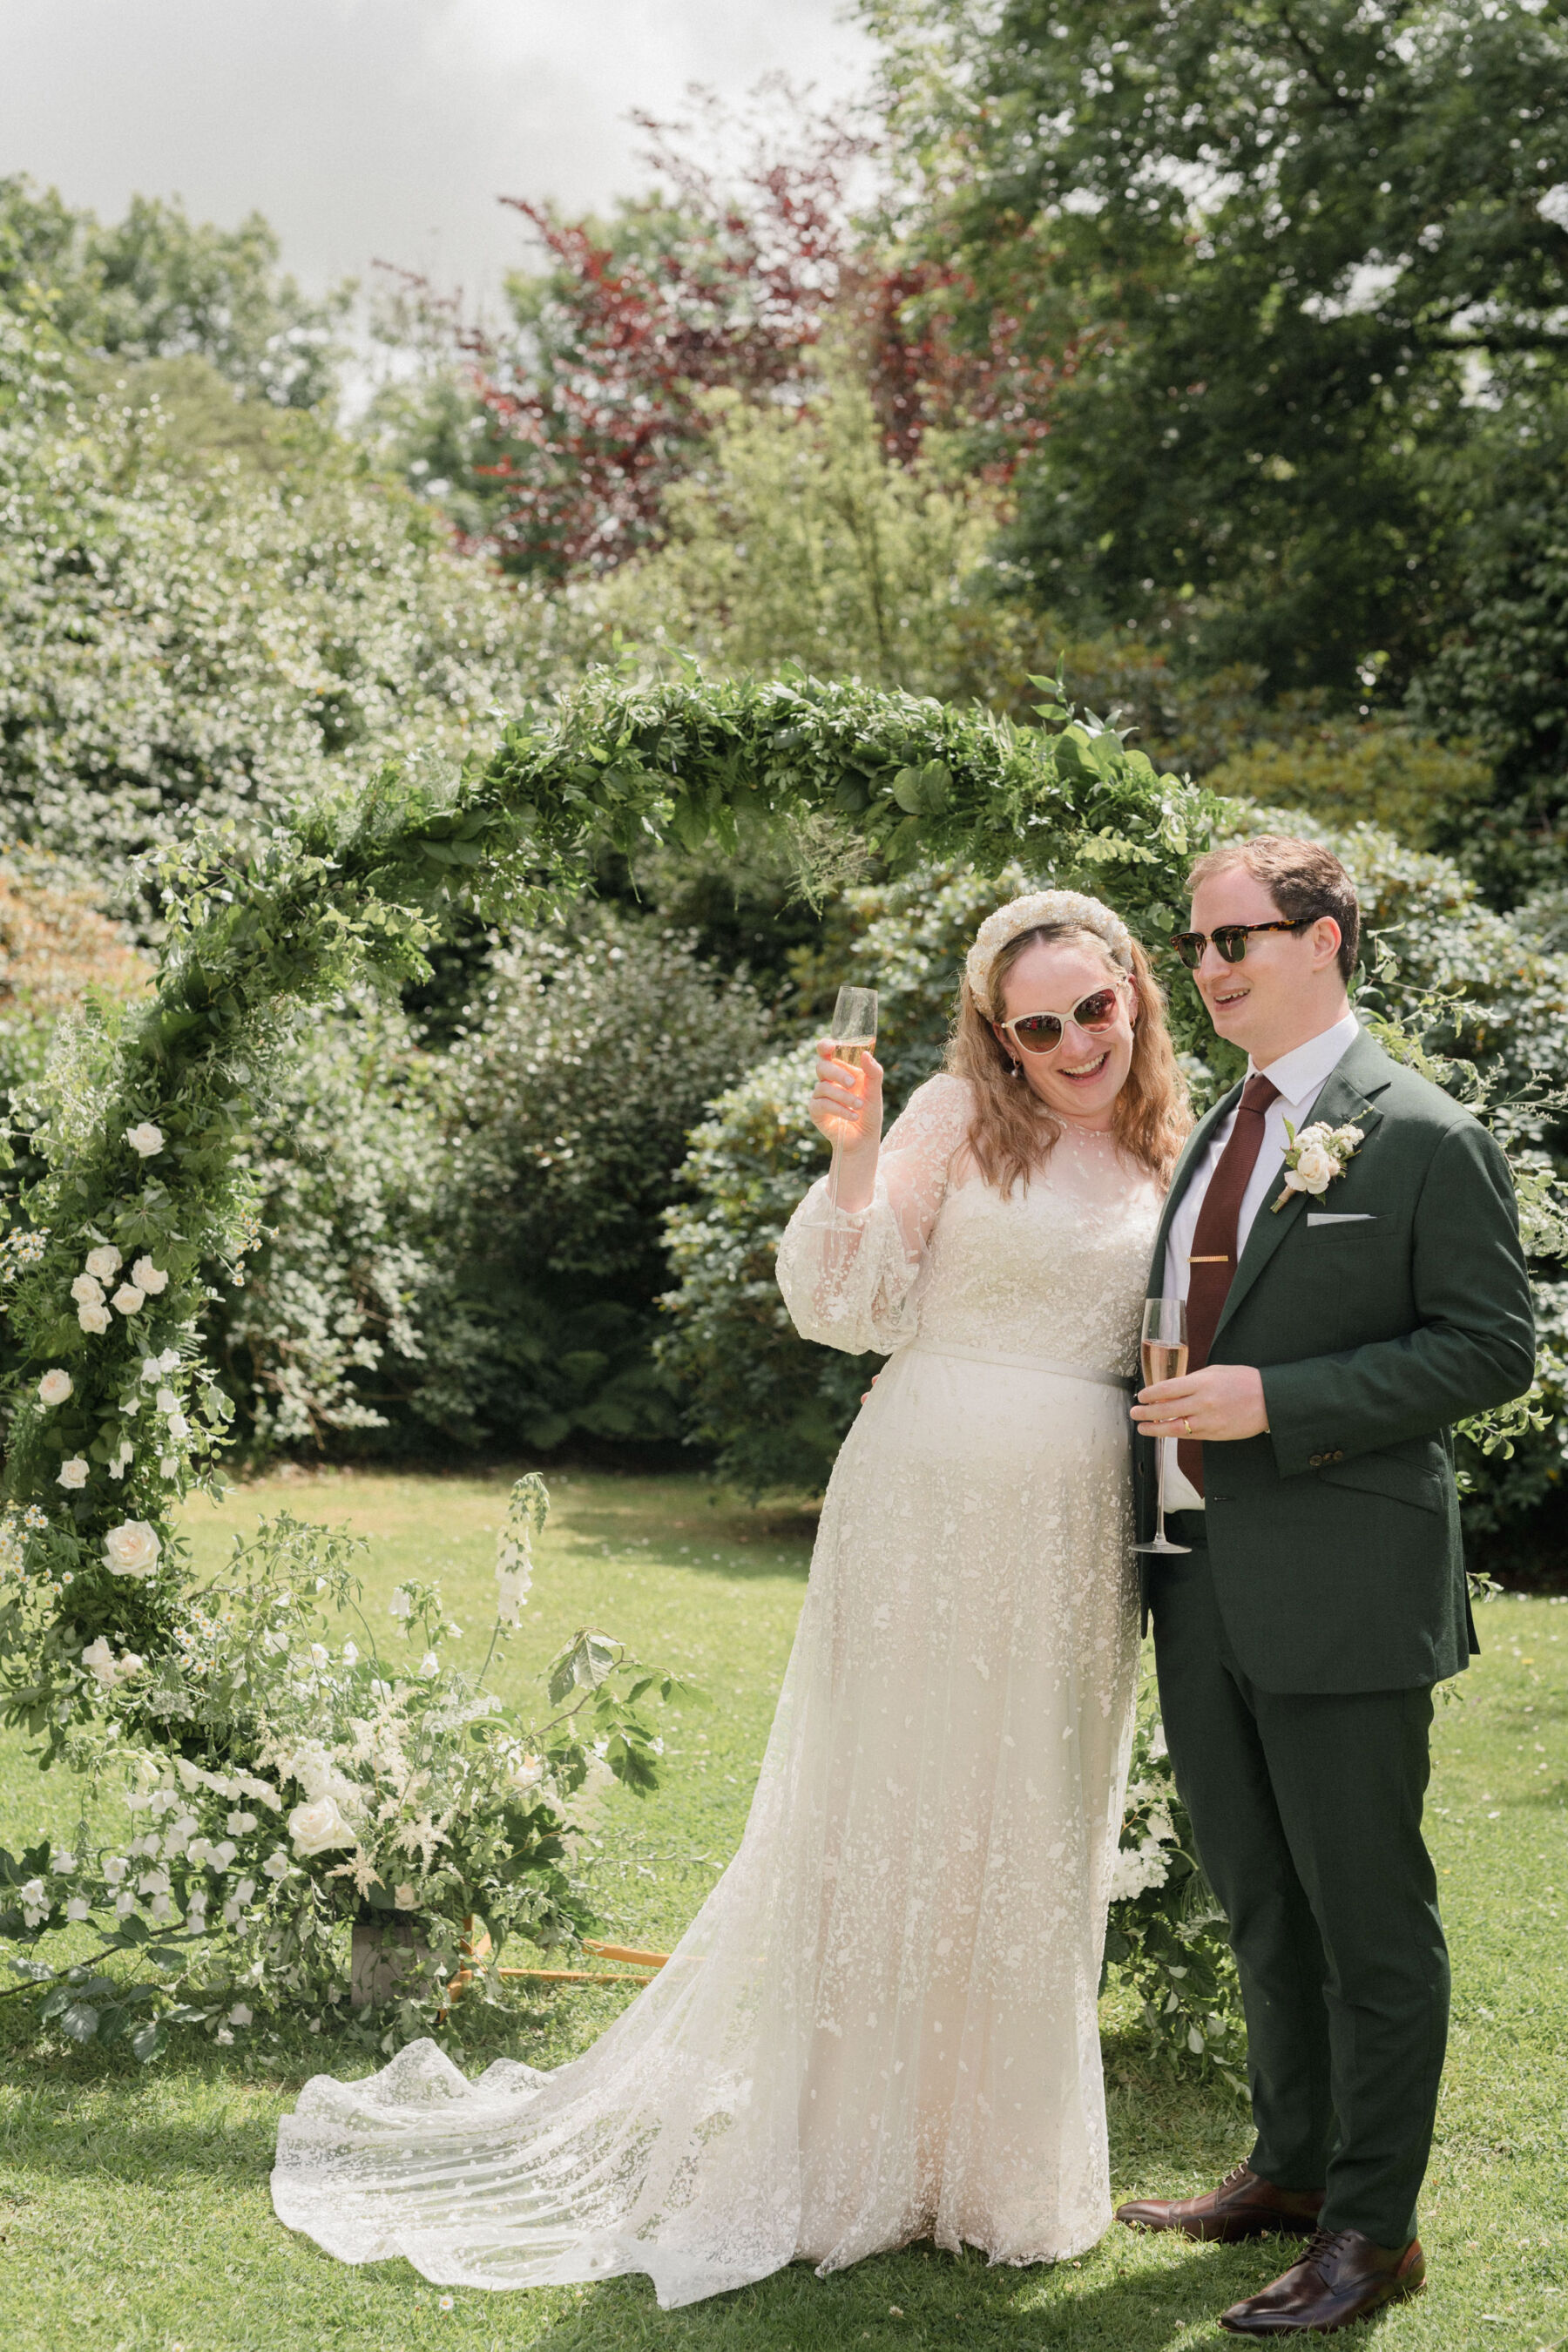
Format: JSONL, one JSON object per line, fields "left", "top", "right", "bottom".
{"left": 1220, "top": 2161, "right": 1254, "bottom": 2192}
{"left": 1300, "top": 2227, "right": 1354, "bottom": 2278}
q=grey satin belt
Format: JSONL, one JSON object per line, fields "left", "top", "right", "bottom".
{"left": 905, "top": 1340, "right": 1133, "bottom": 1392}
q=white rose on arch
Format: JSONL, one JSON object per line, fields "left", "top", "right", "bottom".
{"left": 57, "top": 1458, "right": 89, "bottom": 1491}
{"left": 81, "top": 1636, "right": 122, "bottom": 1689}
{"left": 84, "top": 1245, "right": 123, "bottom": 1283}
{"left": 70, "top": 1273, "right": 105, "bottom": 1308}
{"left": 37, "top": 1369, "right": 73, "bottom": 1408}
{"left": 78, "top": 1302, "right": 112, "bottom": 1335}
{"left": 131, "top": 1257, "right": 169, "bottom": 1294}
{"left": 103, "top": 1521, "right": 162, "bottom": 1578}
{"left": 125, "top": 1123, "right": 164, "bottom": 1158}
{"left": 287, "top": 1794, "right": 357, "bottom": 1856}
{"left": 112, "top": 1284, "right": 147, "bottom": 1316}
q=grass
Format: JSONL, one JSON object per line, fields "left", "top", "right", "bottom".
{"left": 0, "top": 1464, "right": 1564, "bottom": 2350}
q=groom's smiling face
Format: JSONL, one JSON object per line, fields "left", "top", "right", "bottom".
{"left": 1188, "top": 867, "right": 1346, "bottom": 1067}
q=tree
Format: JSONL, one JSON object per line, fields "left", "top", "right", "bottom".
{"left": 1409, "top": 392, "right": 1568, "bottom": 893}
{"left": 597, "top": 362, "right": 1005, "bottom": 689}
{"left": 863, "top": 0, "right": 1568, "bottom": 696}
{"left": 374, "top": 84, "right": 1059, "bottom": 579}
{"left": 0, "top": 176, "right": 349, "bottom": 409}
{"left": 436, "top": 90, "right": 865, "bottom": 579}
{"left": 0, "top": 317, "right": 564, "bottom": 902}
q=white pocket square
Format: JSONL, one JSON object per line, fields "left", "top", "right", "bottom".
{"left": 1307, "top": 1212, "right": 1376, "bottom": 1226}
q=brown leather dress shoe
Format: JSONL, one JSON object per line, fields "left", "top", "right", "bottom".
{"left": 1116, "top": 2161, "right": 1325, "bottom": 2243}
{"left": 1219, "top": 2229, "right": 1426, "bottom": 2335}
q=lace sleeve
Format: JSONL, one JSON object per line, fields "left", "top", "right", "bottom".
{"left": 774, "top": 1074, "right": 974, "bottom": 1355}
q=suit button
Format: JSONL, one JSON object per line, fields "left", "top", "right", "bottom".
{"left": 1331, "top": 1450, "right": 1345, "bottom": 1463}
{"left": 1308, "top": 1452, "right": 1324, "bottom": 1467}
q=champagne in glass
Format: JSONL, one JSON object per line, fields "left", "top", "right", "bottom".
{"left": 825, "top": 984, "right": 878, "bottom": 1210}
{"left": 1133, "top": 1297, "right": 1192, "bottom": 1557}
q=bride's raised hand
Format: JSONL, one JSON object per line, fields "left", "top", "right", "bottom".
{"left": 808, "top": 1042, "right": 884, "bottom": 1161}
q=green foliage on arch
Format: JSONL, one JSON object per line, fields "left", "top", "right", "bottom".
{"left": 0, "top": 667, "right": 1212, "bottom": 1742}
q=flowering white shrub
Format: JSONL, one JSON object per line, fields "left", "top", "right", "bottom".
{"left": 0, "top": 312, "right": 563, "bottom": 899}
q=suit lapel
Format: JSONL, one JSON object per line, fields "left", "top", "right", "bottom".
{"left": 1146, "top": 1084, "right": 1241, "bottom": 1298}
{"left": 1214, "top": 1025, "right": 1394, "bottom": 1342}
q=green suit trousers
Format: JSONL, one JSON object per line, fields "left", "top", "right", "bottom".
{"left": 1150, "top": 1526, "right": 1448, "bottom": 2247}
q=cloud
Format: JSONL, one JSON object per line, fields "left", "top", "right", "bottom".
{"left": 0, "top": 0, "right": 874, "bottom": 301}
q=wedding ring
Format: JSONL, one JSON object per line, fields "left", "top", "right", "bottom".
{"left": 1181, "top": 1417, "right": 1191, "bottom": 1434}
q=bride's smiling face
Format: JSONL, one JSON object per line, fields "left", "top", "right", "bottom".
{"left": 992, "top": 935, "right": 1137, "bottom": 1130}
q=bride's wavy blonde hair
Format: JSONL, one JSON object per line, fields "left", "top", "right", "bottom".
{"left": 947, "top": 920, "right": 1190, "bottom": 1195}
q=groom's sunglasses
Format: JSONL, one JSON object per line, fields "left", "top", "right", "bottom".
{"left": 1170, "top": 918, "right": 1312, "bottom": 970}
{"left": 997, "top": 983, "right": 1126, "bottom": 1058}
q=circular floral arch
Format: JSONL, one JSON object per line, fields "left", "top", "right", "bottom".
{"left": 0, "top": 668, "right": 1207, "bottom": 1740}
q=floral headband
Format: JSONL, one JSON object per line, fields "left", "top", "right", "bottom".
{"left": 964, "top": 890, "right": 1134, "bottom": 1015}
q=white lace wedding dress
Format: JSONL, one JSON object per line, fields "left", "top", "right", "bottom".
{"left": 272, "top": 1074, "right": 1161, "bottom": 2308}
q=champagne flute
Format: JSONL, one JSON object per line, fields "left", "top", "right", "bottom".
{"left": 824, "top": 984, "right": 878, "bottom": 1211}
{"left": 1133, "top": 1297, "right": 1193, "bottom": 1557}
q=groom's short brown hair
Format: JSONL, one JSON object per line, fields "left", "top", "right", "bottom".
{"left": 1186, "top": 835, "right": 1361, "bottom": 983}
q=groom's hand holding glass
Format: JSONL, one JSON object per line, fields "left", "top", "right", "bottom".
{"left": 1132, "top": 1362, "right": 1269, "bottom": 1442}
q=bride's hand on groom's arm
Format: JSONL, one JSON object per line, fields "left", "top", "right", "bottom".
{"left": 1132, "top": 1364, "right": 1270, "bottom": 1442}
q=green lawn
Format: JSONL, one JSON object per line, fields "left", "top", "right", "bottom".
{"left": 1, "top": 1467, "right": 1564, "bottom": 2350}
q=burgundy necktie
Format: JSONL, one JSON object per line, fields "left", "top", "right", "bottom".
{"left": 1178, "top": 1072, "right": 1280, "bottom": 1497}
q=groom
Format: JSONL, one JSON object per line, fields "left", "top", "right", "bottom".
{"left": 1123, "top": 835, "right": 1534, "bottom": 2336}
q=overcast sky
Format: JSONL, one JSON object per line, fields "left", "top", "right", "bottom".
{"left": 0, "top": 0, "right": 877, "bottom": 311}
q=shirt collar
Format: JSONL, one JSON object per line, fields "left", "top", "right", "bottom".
{"left": 1250, "top": 1010, "right": 1361, "bottom": 1114}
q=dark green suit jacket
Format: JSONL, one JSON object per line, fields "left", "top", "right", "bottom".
{"left": 1136, "top": 1025, "right": 1536, "bottom": 1693}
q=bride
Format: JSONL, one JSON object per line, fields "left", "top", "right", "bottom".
{"left": 271, "top": 889, "right": 1189, "bottom": 2308}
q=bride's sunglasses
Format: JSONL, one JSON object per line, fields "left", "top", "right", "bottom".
{"left": 996, "top": 982, "right": 1128, "bottom": 1058}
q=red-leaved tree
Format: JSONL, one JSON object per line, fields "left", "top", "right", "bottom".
{"left": 425, "top": 83, "right": 1070, "bottom": 579}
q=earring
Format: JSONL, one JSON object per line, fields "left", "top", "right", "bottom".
{"left": 1011, "top": 1059, "right": 1024, "bottom": 1079}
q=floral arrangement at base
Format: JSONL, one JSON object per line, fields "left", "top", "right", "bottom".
{"left": 1103, "top": 1686, "right": 1247, "bottom": 2094}
{"left": 0, "top": 1477, "right": 683, "bottom": 2061}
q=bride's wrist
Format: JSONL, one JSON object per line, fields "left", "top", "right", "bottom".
{"left": 828, "top": 1144, "right": 879, "bottom": 1213}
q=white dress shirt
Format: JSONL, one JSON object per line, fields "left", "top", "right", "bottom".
{"left": 1159, "top": 1010, "right": 1362, "bottom": 1512}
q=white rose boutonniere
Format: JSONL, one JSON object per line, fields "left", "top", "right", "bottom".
{"left": 1272, "top": 1119, "right": 1365, "bottom": 1212}
{"left": 103, "top": 1520, "right": 162, "bottom": 1578}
